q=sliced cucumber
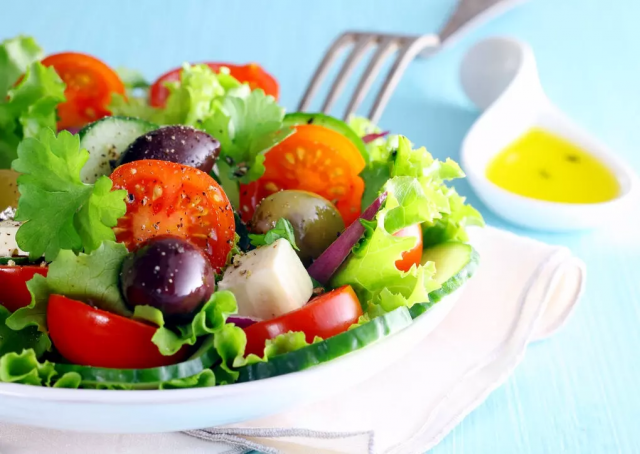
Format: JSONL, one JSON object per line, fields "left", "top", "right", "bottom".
{"left": 284, "top": 112, "right": 369, "bottom": 163}
{"left": 54, "top": 336, "right": 218, "bottom": 389}
{"left": 238, "top": 306, "right": 412, "bottom": 382}
{"left": 410, "top": 242, "right": 479, "bottom": 318}
{"left": 78, "top": 116, "right": 158, "bottom": 184}
{"left": 0, "top": 256, "right": 31, "bottom": 266}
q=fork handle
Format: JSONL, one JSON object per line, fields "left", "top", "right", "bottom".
{"left": 420, "top": 0, "right": 528, "bottom": 57}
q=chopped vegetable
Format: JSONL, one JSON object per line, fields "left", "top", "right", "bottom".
{"left": 0, "top": 36, "right": 66, "bottom": 169}
{"left": 307, "top": 192, "right": 386, "bottom": 285}
{"left": 12, "top": 129, "right": 127, "bottom": 261}
{"left": 0, "top": 265, "right": 48, "bottom": 313}
{"left": 239, "top": 124, "right": 366, "bottom": 225}
{"left": 6, "top": 241, "right": 130, "bottom": 333}
{"left": 0, "top": 305, "right": 50, "bottom": 358}
{"left": 47, "top": 294, "right": 188, "bottom": 369}
{"left": 238, "top": 306, "right": 413, "bottom": 382}
{"left": 248, "top": 218, "right": 299, "bottom": 250}
{"left": 41, "top": 52, "right": 125, "bottom": 130}
{"left": 110, "top": 160, "right": 235, "bottom": 272}
{"left": 149, "top": 62, "right": 279, "bottom": 108}
{"left": 242, "top": 285, "right": 362, "bottom": 357}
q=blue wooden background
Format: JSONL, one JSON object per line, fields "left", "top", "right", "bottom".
{"left": 2, "top": 0, "right": 639, "bottom": 452}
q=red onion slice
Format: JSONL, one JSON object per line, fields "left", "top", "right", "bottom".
{"left": 227, "top": 315, "right": 262, "bottom": 329}
{"left": 307, "top": 193, "right": 387, "bottom": 285}
{"left": 362, "top": 131, "right": 389, "bottom": 144}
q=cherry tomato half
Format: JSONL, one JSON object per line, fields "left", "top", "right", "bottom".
{"left": 394, "top": 224, "right": 423, "bottom": 272}
{"left": 0, "top": 266, "right": 48, "bottom": 313}
{"left": 239, "top": 124, "right": 366, "bottom": 225}
{"left": 243, "top": 285, "right": 363, "bottom": 357}
{"left": 41, "top": 52, "right": 125, "bottom": 130}
{"left": 149, "top": 62, "right": 279, "bottom": 108}
{"left": 47, "top": 294, "right": 187, "bottom": 369}
{"left": 110, "top": 160, "right": 235, "bottom": 272}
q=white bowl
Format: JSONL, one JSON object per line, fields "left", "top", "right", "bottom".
{"left": 460, "top": 37, "right": 638, "bottom": 231}
{"left": 0, "top": 288, "right": 464, "bottom": 433}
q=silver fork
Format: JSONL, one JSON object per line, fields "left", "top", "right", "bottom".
{"left": 298, "top": 0, "right": 526, "bottom": 123}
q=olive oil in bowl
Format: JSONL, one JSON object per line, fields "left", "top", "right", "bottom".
{"left": 486, "top": 128, "right": 620, "bottom": 203}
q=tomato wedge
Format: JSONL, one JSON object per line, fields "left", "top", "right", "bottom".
{"left": 47, "top": 294, "right": 186, "bottom": 369}
{"left": 41, "top": 52, "right": 125, "bottom": 130}
{"left": 243, "top": 285, "right": 363, "bottom": 357}
{"left": 239, "top": 124, "right": 366, "bottom": 225}
{"left": 394, "top": 224, "right": 423, "bottom": 272}
{"left": 149, "top": 62, "right": 279, "bottom": 108}
{"left": 110, "top": 160, "right": 235, "bottom": 272}
{"left": 0, "top": 265, "right": 48, "bottom": 313}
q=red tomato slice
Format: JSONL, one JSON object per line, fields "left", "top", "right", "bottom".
{"left": 149, "top": 62, "right": 279, "bottom": 108}
{"left": 41, "top": 52, "right": 125, "bottom": 130}
{"left": 239, "top": 124, "right": 366, "bottom": 225}
{"left": 0, "top": 265, "right": 48, "bottom": 313}
{"left": 110, "top": 160, "right": 235, "bottom": 272}
{"left": 394, "top": 224, "right": 423, "bottom": 272}
{"left": 243, "top": 285, "right": 363, "bottom": 357}
{"left": 47, "top": 294, "right": 187, "bottom": 369}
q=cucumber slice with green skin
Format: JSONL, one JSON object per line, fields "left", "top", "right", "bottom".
{"left": 78, "top": 116, "right": 158, "bottom": 184}
{"left": 0, "top": 257, "right": 31, "bottom": 266}
{"left": 283, "top": 113, "right": 369, "bottom": 163}
{"left": 409, "top": 242, "right": 480, "bottom": 318}
{"left": 237, "top": 306, "right": 412, "bottom": 382}
{"left": 54, "top": 336, "right": 218, "bottom": 389}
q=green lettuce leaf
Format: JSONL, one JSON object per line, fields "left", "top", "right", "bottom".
{"left": 0, "top": 36, "right": 43, "bottom": 99}
{"left": 0, "top": 305, "right": 50, "bottom": 357}
{"left": 358, "top": 134, "right": 483, "bottom": 242}
{"left": 248, "top": 218, "right": 299, "bottom": 250}
{"left": 115, "top": 67, "right": 150, "bottom": 91}
{"left": 0, "top": 55, "right": 66, "bottom": 169}
{"left": 0, "top": 348, "right": 217, "bottom": 389}
{"left": 7, "top": 241, "right": 130, "bottom": 333}
{"left": 330, "top": 176, "right": 442, "bottom": 312}
{"left": 201, "top": 88, "right": 293, "bottom": 185}
{"left": 158, "top": 369, "right": 216, "bottom": 389}
{"left": 0, "top": 349, "right": 58, "bottom": 386}
{"left": 422, "top": 190, "right": 484, "bottom": 247}
{"left": 133, "top": 290, "right": 238, "bottom": 356}
{"left": 0, "top": 36, "right": 66, "bottom": 168}
{"left": 12, "top": 129, "right": 127, "bottom": 260}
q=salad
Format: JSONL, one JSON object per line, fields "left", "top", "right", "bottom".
{"left": 0, "top": 35, "right": 483, "bottom": 390}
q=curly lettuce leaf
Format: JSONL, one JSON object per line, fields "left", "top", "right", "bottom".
{"left": 330, "top": 177, "right": 441, "bottom": 312}
{"left": 201, "top": 88, "right": 293, "bottom": 184}
{"left": 7, "top": 242, "right": 130, "bottom": 333}
{"left": 0, "top": 348, "right": 217, "bottom": 389}
{"left": 248, "top": 218, "right": 299, "bottom": 250}
{"left": 0, "top": 305, "right": 50, "bottom": 357}
{"left": 12, "top": 129, "right": 127, "bottom": 260}
{"left": 0, "top": 60, "right": 65, "bottom": 168}
{"left": 0, "top": 36, "right": 43, "bottom": 99}
{"left": 0, "top": 349, "right": 58, "bottom": 386}
{"left": 358, "top": 135, "right": 483, "bottom": 242}
{"left": 110, "top": 64, "right": 244, "bottom": 127}
{"left": 133, "top": 290, "right": 238, "bottom": 356}
{"left": 422, "top": 190, "right": 484, "bottom": 247}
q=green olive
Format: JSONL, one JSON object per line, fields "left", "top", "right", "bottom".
{"left": 251, "top": 190, "right": 345, "bottom": 265}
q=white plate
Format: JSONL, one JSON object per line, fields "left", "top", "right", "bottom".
{"left": 0, "top": 289, "right": 463, "bottom": 433}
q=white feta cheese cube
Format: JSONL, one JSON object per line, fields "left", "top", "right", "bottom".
{"left": 218, "top": 238, "right": 313, "bottom": 320}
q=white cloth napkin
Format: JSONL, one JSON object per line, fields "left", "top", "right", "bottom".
{"left": 0, "top": 226, "right": 585, "bottom": 454}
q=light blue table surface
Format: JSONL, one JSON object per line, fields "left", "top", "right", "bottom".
{"left": 2, "top": 1, "right": 639, "bottom": 452}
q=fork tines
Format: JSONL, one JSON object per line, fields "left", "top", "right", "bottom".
{"left": 298, "top": 32, "right": 439, "bottom": 123}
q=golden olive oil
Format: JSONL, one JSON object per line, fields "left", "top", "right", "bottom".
{"left": 486, "top": 128, "right": 620, "bottom": 203}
